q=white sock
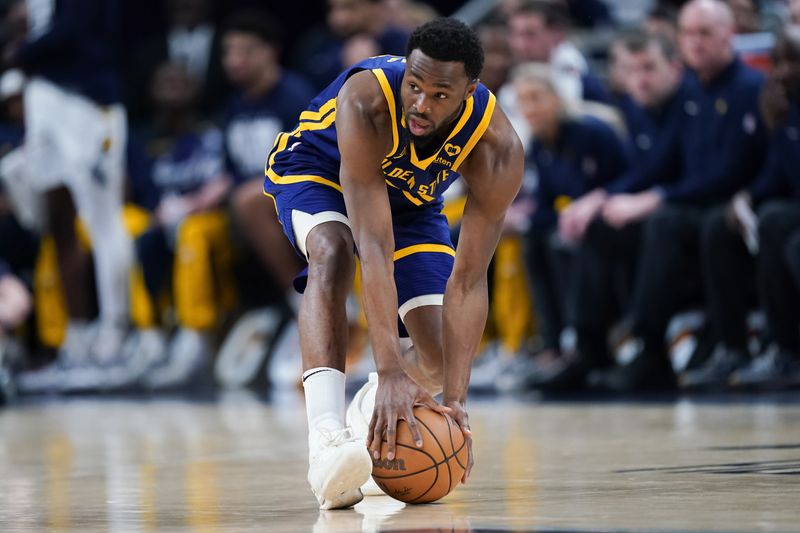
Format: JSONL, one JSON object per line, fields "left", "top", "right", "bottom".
{"left": 303, "top": 367, "right": 346, "bottom": 449}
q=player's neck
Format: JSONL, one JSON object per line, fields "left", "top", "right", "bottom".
{"left": 411, "top": 101, "right": 465, "bottom": 159}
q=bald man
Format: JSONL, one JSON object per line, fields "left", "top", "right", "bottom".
{"left": 587, "top": 0, "right": 767, "bottom": 392}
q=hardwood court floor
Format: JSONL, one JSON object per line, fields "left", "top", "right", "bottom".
{"left": 1, "top": 391, "right": 800, "bottom": 532}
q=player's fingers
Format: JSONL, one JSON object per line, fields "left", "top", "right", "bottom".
{"left": 366, "top": 412, "right": 378, "bottom": 448}
{"left": 404, "top": 408, "right": 424, "bottom": 447}
{"left": 462, "top": 436, "right": 474, "bottom": 484}
{"left": 370, "top": 415, "right": 384, "bottom": 459}
{"left": 386, "top": 412, "right": 398, "bottom": 460}
{"left": 418, "top": 391, "right": 451, "bottom": 414}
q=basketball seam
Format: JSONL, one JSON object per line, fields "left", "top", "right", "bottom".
{"left": 371, "top": 441, "right": 439, "bottom": 480}
{"left": 417, "top": 415, "right": 452, "bottom": 497}
{"left": 373, "top": 441, "right": 440, "bottom": 502}
{"left": 411, "top": 416, "right": 448, "bottom": 503}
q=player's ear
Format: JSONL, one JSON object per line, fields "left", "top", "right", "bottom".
{"left": 465, "top": 80, "right": 478, "bottom": 100}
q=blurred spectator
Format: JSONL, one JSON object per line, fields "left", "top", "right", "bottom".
{"left": 128, "top": 62, "right": 231, "bottom": 389}
{"left": 0, "top": 68, "right": 37, "bottom": 280}
{"left": 501, "top": 0, "right": 610, "bottom": 149}
{"left": 606, "top": 33, "right": 649, "bottom": 134}
{"left": 0, "top": 70, "right": 35, "bottom": 347}
{"left": 590, "top": 0, "right": 767, "bottom": 392}
{"left": 565, "top": 0, "right": 613, "bottom": 28}
{"left": 685, "top": 27, "right": 800, "bottom": 389}
{"left": 477, "top": 20, "right": 513, "bottom": 93}
{"left": 727, "top": 0, "right": 774, "bottom": 72}
{"left": 13, "top": 0, "right": 134, "bottom": 372}
{"left": 129, "top": 0, "right": 229, "bottom": 123}
{"left": 644, "top": 5, "right": 678, "bottom": 43}
{"left": 341, "top": 33, "right": 381, "bottom": 68}
{"left": 513, "top": 63, "right": 629, "bottom": 379}
{"left": 728, "top": 0, "right": 760, "bottom": 34}
{"left": 221, "top": 10, "right": 314, "bottom": 388}
{"left": 791, "top": 0, "right": 800, "bottom": 25}
{"left": 292, "top": 0, "right": 410, "bottom": 90}
{"left": 381, "top": 0, "right": 438, "bottom": 31}
{"left": 535, "top": 32, "right": 689, "bottom": 390}
{"left": 222, "top": 10, "right": 311, "bottom": 297}
{"left": 2, "top": 0, "right": 27, "bottom": 57}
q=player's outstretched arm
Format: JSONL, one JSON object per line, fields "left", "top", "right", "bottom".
{"left": 337, "top": 72, "right": 448, "bottom": 460}
{"left": 443, "top": 107, "right": 524, "bottom": 481}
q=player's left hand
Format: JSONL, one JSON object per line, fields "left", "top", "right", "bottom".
{"left": 444, "top": 399, "right": 473, "bottom": 484}
{"left": 368, "top": 368, "right": 451, "bottom": 462}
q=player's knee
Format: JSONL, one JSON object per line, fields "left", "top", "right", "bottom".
{"left": 306, "top": 225, "right": 354, "bottom": 282}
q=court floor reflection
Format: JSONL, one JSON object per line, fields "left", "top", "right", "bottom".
{"left": 1, "top": 392, "right": 799, "bottom": 532}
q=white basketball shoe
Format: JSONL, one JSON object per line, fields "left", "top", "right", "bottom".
{"left": 308, "top": 426, "right": 372, "bottom": 510}
{"left": 345, "top": 372, "right": 384, "bottom": 496}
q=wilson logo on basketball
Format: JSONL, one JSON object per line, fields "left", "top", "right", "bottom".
{"left": 373, "top": 458, "right": 407, "bottom": 471}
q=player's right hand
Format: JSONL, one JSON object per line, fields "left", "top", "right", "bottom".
{"left": 368, "top": 368, "right": 451, "bottom": 462}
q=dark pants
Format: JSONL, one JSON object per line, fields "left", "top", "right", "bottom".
{"left": 629, "top": 205, "right": 708, "bottom": 352}
{"left": 0, "top": 214, "right": 38, "bottom": 279}
{"left": 701, "top": 207, "right": 755, "bottom": 353}
{"left": 757, "top": 201, "right": 800, "bottom": 353}
{"left": 136, "top": 226, "right": 173, "bottom": 301}
{"left": 570, "top": 218, "right": 641, "bottom": 363}
{"left": 524, "top": 228, "right": 576, "bottom": 351}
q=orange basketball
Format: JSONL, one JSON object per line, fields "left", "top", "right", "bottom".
{"left": 371, "top": 406, "right": 468, "bottom": 504}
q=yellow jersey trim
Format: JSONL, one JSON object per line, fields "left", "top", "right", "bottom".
{"left": 409, "top": 95, "right": 475, "bottom": 170}
{"left": 267, "top": 133, "right": 291, "bottom": 170}
{"left": 299, "top": 98, "right": 336, "bottom": 122}
{"left": 371, "top": 68, "right": 400, "bottom": 158}
{"left": 265, "top": 167, "right": 343, "bottom": 193}
{"left": 292, "top": 111, "right": 337, "bottom": 135}
{"left": 261, "top": 190, "right": 280, "bottom": 216}
{"left": 452, "top": 92, "right": 496, "bottom": 171}
{"left": 394, "top": 243, "right": 456, "bottom": 261}
{"left": 402, "top": 190, "right": 423, "bottom": 206}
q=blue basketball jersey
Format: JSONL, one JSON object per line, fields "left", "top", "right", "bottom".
{"left": 265, "top": 55, "right": 496, "bottom": 212}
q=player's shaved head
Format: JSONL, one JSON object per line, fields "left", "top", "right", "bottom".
{"left": 678, "top": 0, "right": 735, "bottom": 81}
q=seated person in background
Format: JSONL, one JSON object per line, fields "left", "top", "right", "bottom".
{"left": 513, "top": 62, "right": 629, "bottom": 384}
{"left": 292, "top": 0, "right": 410, "bottom": 90}
{"left": 589, "top": 0, "right": 767, "bottom": 392}
{"left": 686, "top": 27, "right": 800, "bottom": 389}
{"left": 130, "top": 62, "right": 232, "bottom": 389}
{"left": 220, "top": 10, "right": 317, "bottom": 388}
{"left": 128, "top": 0, "right": 229, "bottom": 124}
{"left": 501, "top": 0, "right": 611, "bottom": 148}
{"left": 529, "top": 32, "right": 691, "bottom": 390}
{"left": 606, "top": 33, "right": 649, "bottom": 136}
{"left": 644, "top": 5, "right": 678, "bottom": 43}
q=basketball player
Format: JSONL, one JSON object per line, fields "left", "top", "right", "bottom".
{"left": 12, "top": 0, "right": 132, "bottom": 370}
{"left": 263, "top": 19, "right": 523, "bottom": 509}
